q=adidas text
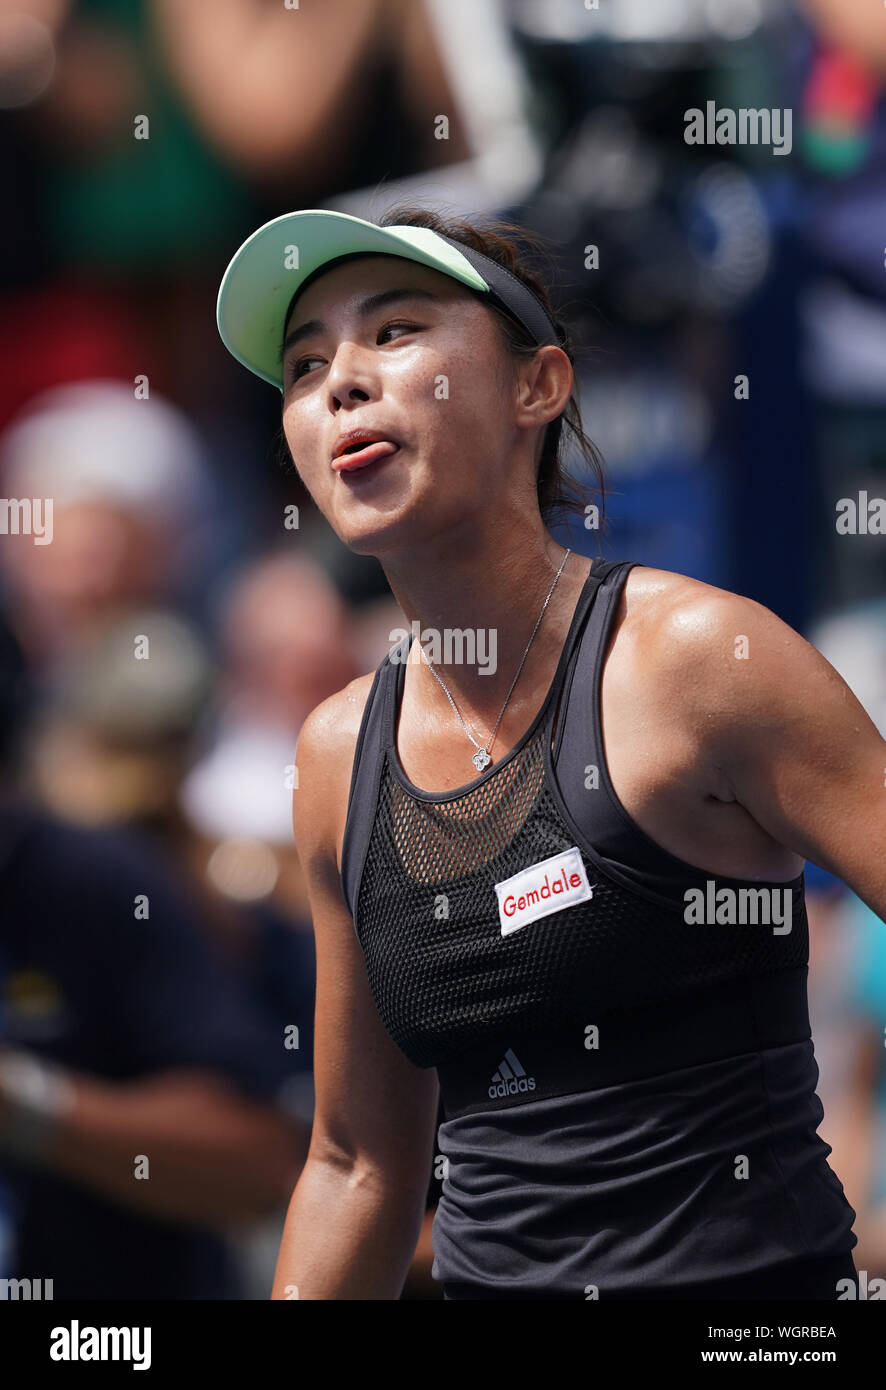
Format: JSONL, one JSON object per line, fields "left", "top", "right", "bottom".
{"left": 489, "top": 1046, "right": 537, "bottom": 1100}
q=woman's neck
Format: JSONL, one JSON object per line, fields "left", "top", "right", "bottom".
{"left": 380, "top": 535, "right": 591, "bottom": 718}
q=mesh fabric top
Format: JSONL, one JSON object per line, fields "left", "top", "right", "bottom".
{"left": 355, "top": 719, "right": 806, "bottom": 1069}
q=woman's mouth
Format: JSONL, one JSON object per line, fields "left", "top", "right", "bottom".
{"left": 332, "top": 440, "right": 401, "bottom": 474}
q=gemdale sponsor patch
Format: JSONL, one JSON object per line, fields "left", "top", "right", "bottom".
{"left": 494, "top": 847, "right": 593, "bottom": 936}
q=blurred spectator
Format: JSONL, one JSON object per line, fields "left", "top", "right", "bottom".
{"left": 182, "top": 553, "right": 358, "bottom": 887}
{"left": 799, "top": 0, "right": 886, "bottom": 73}
{"left": 16, "top": 598, "right": 320, "bottom": 1214}
{"left": 27, "top": 607, "right": 213, "bottom": 830}
{"left": 149, "top": 0, "right": 469, "bottom": 188}
{"left": 0, "top": 380, "right": 217, "bottom": 671}
{"left": 216, "top": 551, "right": 357, "bottom": 733}
{"left": 0, "top": 603, "right": 312, "bottom": 1298}
{"left": 788, "top": 0, "right": 886, "bottom": 617}
{"left": 0, "top": 0, "right": 475, "bottom": 433}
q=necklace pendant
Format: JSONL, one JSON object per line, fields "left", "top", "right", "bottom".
{"left": 472, "top": 748, "right": 491, "bottom": 771}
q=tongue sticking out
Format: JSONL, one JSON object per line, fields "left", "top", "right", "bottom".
{"left": 333, "top": 440, "right": 399, "bottom": 473}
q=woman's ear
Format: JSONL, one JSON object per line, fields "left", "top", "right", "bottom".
{"left": 515, "top": 347, "right": 573, "bottom": 428}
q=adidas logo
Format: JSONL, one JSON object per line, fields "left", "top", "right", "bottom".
{"left": 488, "top": 1047, "right": 537, "bottom": 1100}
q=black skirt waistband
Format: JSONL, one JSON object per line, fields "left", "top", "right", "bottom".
{"left": 436, "top": 967, "right": 811, "bottom": 1120}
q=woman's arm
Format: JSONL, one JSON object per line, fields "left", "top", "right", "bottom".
{"left": 271, "top": 688, "right": 440, "bottom": 1300}
{"left": 641, "top": 577, "right": 886, "bottom": 920}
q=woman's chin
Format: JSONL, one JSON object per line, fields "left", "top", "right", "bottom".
{"left": 333, "top": 506, "right": 428, "bottom": 559}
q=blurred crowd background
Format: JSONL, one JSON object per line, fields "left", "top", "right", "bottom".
{"left": 1, "top": 0, "right": 885, "bottom": 1300}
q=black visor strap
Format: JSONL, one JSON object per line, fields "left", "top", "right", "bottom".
{"left": 434, "top": 234, "right": 561, "bottom": 347}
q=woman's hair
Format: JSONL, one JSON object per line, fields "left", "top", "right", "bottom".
{"left": 277, "top": 204, "right": 606, "bottom": 529}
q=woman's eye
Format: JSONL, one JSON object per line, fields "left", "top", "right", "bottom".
{"left": 287, "top": 323, "right": 419, "bottom": 384}
{"left": 290, "top": 356, "right": 322, "bottom": 382}
{"left": 378, "top": 320, "right": 417, "bottom": 341}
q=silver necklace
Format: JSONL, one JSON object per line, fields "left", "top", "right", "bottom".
{"left": 417, "top": 549, "right": 572, "bottom": 772}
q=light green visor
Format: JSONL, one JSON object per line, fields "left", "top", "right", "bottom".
{"left": 216, "top": 209, "right": 494, "bottom": 393}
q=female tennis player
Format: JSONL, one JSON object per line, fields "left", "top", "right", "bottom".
{"left": 216, "top": 205, "right": 886, "bottom": 1301}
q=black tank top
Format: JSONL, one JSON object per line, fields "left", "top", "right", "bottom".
{"left": 340, "top": 559, "right": 857, "bottom": 1297}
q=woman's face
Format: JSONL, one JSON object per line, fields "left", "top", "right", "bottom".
{"left": 279, "top": 254, "right": 532, "bottom": 556}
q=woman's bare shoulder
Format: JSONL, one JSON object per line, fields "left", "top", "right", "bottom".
{"left": 620, "top": 564, "right": 765, "bottom": 634}
{"left": 293, "top": 669, "right": 381, "bottom": 874}
{"left": 623, "top": 563, "right": 722, "bottom": 609}
{"left": 296, "top": 668, "right": 384, "bottom": 806}
{"left": 299, "top": 670, "right": 380, "bottom": 754}
{"left": 615, "top": 563, "right": 800, "bottom": 703}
